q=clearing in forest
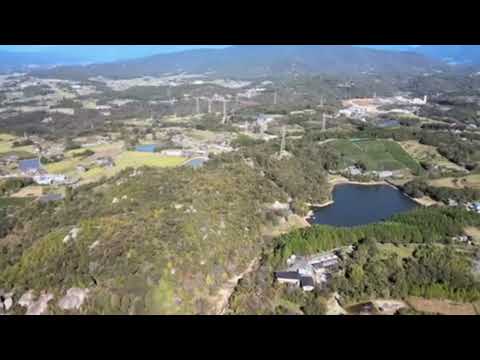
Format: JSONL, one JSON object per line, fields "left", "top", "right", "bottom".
{"left": 399, "top": 140, "right": 465, "bottom": 172}
{"left": 327, "top": 139, "right": 422, "bottom": 173}
{"left": 429, "top": 174, "right": 480, "bottom": 190}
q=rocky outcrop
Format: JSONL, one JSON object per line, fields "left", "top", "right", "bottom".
{"left": 19, "top": 291, "right": 54, "bottom": 315}
{"left": 18, "top": 290, "right": 35, "bottom": 308}
{"left": 26, "top": 293, "right": 54, "bottom": 315}
{"left": 63, "top": 227, "right": 80, "bottom": 244}
{"left": 0, "top": 290, "right": 14, "bottom": 313}
{"left": 57, "top": 288, "right": 89, "bottom": 311}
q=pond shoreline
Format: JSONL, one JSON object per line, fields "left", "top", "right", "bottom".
{"left": 304, "top": 177, "right": 425, "bottom": 225}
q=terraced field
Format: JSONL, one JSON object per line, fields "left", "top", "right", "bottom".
{"left": 399, "top": 140, "right": 465, "bottom": 172}
{"left": 327, "top": 139, "right": 423, "bottom": 173}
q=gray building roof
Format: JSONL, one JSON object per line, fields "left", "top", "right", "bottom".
{"left": 38, "top": 193, "right": 64, "bottom": 204}
{"left": 300, "top": 276, "right": 315, "bottom": 288}
{"left": 275, "top": 272, "right": 300, "bottom": 280}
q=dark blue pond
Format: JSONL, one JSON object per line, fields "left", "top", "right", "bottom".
{"left": 19, "top": 158, "right": 41, "bottom": 172}
{"left": 135, "top": 144, "right": 157, "bottom": 153}
{"left": 309, "top": 184, "right": 417, "bottom": 227}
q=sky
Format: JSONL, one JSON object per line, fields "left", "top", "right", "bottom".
{"left": 0, "top": 45, "right": 230, "bottom": 52}
{"left": 0, "top": 45, "right": 231, "bottom": 63}
{"left": 0, "top": 45, "right": 422, "bottom": 64}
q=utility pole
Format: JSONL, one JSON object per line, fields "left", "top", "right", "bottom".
{"left": 320, "top": 96, "right": 324, "bottom": 108}
{"left": 222, "top": 100, "right": 228, "bottom": 124}
{"left": 322, "top": 113, "right": 334, "bottom": 132}
{"left": 208, "top": 99, "right": 212, "bottom": 114}
{"left": 280, "top": 125, "right": 286, "bottom": 154}
{"left": 274, "top": 91, "right": 278, "bottom": 106}
{"left": 195, "top": 97, "right": 200, "bottom": 115}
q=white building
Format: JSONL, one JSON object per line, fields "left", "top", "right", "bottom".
{"left": 33, "top": 174, "right": 67, "bottom": 185}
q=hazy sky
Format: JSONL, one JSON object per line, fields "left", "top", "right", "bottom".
{"left": 0, "top": 45, "right": 230, "bottom": 53}
{"left": 0, "top": 45, "right": 232, "bottom": 63}
{"left": 0, "top": 45, "right": 421, "bottom": 64}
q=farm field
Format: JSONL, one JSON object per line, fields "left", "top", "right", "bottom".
{"left": 429, "top": 174, "right": 480, "bottom": 190}
{"left": 0, "top": 133, "right": 36, "bottom": 157}
{"left": 78, "top": 152, "right": 187, "bottom": 184}
{"left": 399, "top": 140, "right": 465, "bottom": 172}
{"left": 406, "top": 297, "right": 477, "bottom": 315}
{"left": 326, "top": 139, "right": 422, "bottom": 173}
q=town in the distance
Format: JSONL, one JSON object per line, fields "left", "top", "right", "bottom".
{"left": 1, "top": 45, "right": 480, "bottom": 315}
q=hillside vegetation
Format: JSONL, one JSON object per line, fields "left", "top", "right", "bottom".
{"left": 0, "top": 161, "right": 293, "bottom": 314}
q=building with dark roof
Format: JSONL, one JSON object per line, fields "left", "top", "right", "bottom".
{"left": 38, "top": 193, "right": 64, "bottom": 204}
{"left": 275, "top": 271, "right": 301, "bottom": 286}
{"left": 300, "top": 276, "right": 315, "bottom": 292}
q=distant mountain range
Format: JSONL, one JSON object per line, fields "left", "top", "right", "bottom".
{"left": 29, "top": 45, "right": 442, "bottom": 79}
{"left": 360, "top": 45, "right": 480, "bottom": 65}
{"left": 0, "top": 46, "right": 229, "bottom": 74}
{"left": 415, "top": 46, "right": 480, "bottom": 65}
{"left": 4, "top": 45, "right": 480, "bottom": 78}
{"left": 0, "top": 50, "right": 82, "bottom": 73}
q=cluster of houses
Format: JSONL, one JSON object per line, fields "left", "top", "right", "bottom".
{"left": 343, "top": 165, "right": 401, "bottom": 180}
{"left": 275, "top": 251, "right": 344, "bottom": 292}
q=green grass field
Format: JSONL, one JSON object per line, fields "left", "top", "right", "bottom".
{"left": 78, "top": 152, "right": 187, "bottom": 183}
{"left": 378, "top": 243, "right": 417, "bottom": 259}
{"left": 0, "top": 133, "right": 36, "bottom": 158}
{"left": 328, "top": 139, "right": 423, "bottom": 173}
{"left": 115, "top": 152, "right": 186, "bottom": 169}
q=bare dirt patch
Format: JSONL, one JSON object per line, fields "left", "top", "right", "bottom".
{"left": 429, "top": 174, "right": 480, "bottom": 190}
{"left": 464, "top": 227, "right": 480, "bottom": 243}
{"left": 11, "top": 186, "right": 43, "bottom": 198}
{"left": 406, "top": 297, "right": 476, "bottom": 315}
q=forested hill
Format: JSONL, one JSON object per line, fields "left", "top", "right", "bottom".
{"left": 0, "top": 139, "right": 333, "bottom": 314}
{"left": 31, "top": 45, "right": 443, "bottom": 80}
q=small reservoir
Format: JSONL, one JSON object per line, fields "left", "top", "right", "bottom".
{"left": 19, "top": 158, "right": 41, "bottom": 173}
{"left": 135, "top": 144, "right": 157, "bottom": 153}
{"left": 309, "top": 184, "right": 417, "bottom": 227}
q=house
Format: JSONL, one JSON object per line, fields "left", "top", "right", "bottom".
{"left": 300, "top": 276, "right": 315, "bottom": 292}
{"left": 472, "top": 202, "right": 480, "bottom": 213}
{"left": 38, "top": 193, "right": 64, "bottom": 204}
{"left": 378, "top": 171, "right": 394, "bottom": 178}
{"left": 161, "top": 149, "right": 184, "bottom": 157}
{"left": 95, "top": 157, "right": 115, "bottom": 168}
{"left": 275, "top": 272, "right": 301, "bottom": 286}
{"left": 345, "top": 166, "right": 363, "bottom": 176}
{"left": 33, "top": 174, "right": 67, "bottom": 185}
{"left": 448, "top": 199, "right": 459, "bottom": 207}
{"left": 76, "top": 165, "right": 89, "bottom": 173}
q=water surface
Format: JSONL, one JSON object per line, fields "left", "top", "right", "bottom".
{"left": 135, "top": 144, "right": 157, "bottom": 153}
{"left": 309, "top": 184, "right": 417, "bottom": 227}
{"left": 19, "top": 158, "right": 41, "bottom": 172}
